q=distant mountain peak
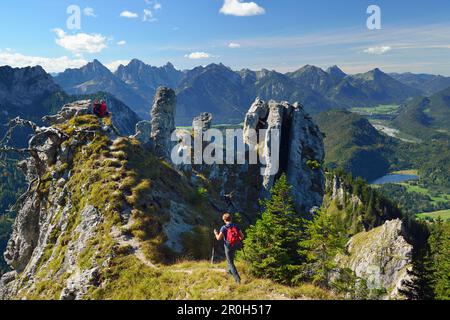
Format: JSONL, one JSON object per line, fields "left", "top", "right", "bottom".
{"left": 83, "top": 59, "right": 111, "bottom": 75}
{"left": 163, "top": 62, "right": 175, "bottom": 69}
{"left": 356, "top": 67, "right": 389, "bottom": 81}
{"left": 368, "top": 68, "right": 384, "bottom": 77}
{"left": 327, "top": 65, "right": 346, "bottom": 75}
{"left": 372, "top": 67, "right": 382, "bottom": 74}
{"left": 326, "top": 65, "right": 347, "bottom": 83}
{"left": 297, "top": 64, "right": 326, "bottom": 74}
{"left": 128, "top": 58, "right": 146, "bottom": 67}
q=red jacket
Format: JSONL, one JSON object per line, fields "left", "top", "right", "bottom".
{"left": 99, "top": 102, "right": 108, "bottom": 117}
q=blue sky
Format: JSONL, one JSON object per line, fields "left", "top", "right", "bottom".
{"left": 1, "top": 0, "right": 450, "bottom": 75}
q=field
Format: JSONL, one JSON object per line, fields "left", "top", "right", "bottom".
{"left": 399, "top": 182, "right": 450, "bottom": 204}
{"left": 350, "top": 104, "right": 400, "bottom": 117}
{"left": 374, "top": 170, "right": 450, "bottom": 219}
{"left": 392, "top": 170, "right": 419, "bottom": 175}
{"left": 417, "top": 209, "right": 450, "bottom": 221}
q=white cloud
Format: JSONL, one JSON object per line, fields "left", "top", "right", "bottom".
{"left": 363, "top": 46, "right": 392, "bottom": 55}
{"left": 0, "top": 49, "right": 88, "bottom": 73}
{"left": 228, "top": 42, "right": 241, "bottom": 48}
{"left": 83, "top": 7, "right": 97, "bottom": 17}
{"left": 105, "top": 60, "right": 131, "bottom": 72}
{"left": 154, "top": 3, "right": 162, "bottom": 10}
{"left": 184, "top": 52, "right": 211, "bottom": 59}
{"left": 120, "top": 10, "right": 139, "bottom": 18}
{"left": 220, "top": 0, "right": 265, "bottom": 17}
{"left": 52, "top": 28, "right": 108, "bottom": 54}
{"left": 117, "top": 40, "right": 127, "bottom": 46}
{"left": 143, "top": 9, "right": 157, "bottom": 22}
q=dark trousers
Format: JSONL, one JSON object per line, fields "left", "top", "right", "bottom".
{"left": 224, "top": 244, "right": 241, "bottom": 283}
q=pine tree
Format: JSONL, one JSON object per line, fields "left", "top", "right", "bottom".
{"left": 428, "top": 219, "right": 450, "bottom": 300}
{"left": 242, "top": 174, "right": 305, "bottom": 284}
{"left": 299, "top": 209, "right": 346, "bottom": 288}
{"left": 399, "top": 248, "right": 435, "bottom": 300}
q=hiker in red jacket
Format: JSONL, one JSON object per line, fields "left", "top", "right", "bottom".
{"left": 99, "top": 100, "right": 109, "bottom": 118}
{"left": 214, "top": 213, "right": 245, "bottom": 284}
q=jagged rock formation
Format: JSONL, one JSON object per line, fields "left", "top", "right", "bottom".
{"left": 192, "top": 112, "right": 213, "bottom": 132}
{"left": 243, "top": 98, "right": 325, "bottom": 214}
{"left": 0, "top": 100, "right": 224, "bottom": 300}
{"left": 131, "top": 121, "right": 152, "bottom": 145}
{"left": 336, "top": 219, "right": 413, "bottom": 299}
{"left": 0, "top": 65, "right": 61, "bottom": 106}
{"left": 151, "top": 87, "right": 177, "bottom": 159}
{"left": 323, "top": 173, "right": 403, "bottom": 235}
{"left": 0, "top": 65, "right": 67, "bottom": 147}
{"left": 42, "top": 99, "right": 139, "bottom": 137}
{"left": 172, "top": 98, "right": 325, "bottom": 218}
{"left": 327, "top": 175, "right": 363, "bottom": 214}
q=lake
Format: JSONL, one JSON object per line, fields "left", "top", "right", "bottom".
{"left": 370, "top": 174, "right": 419, "bottom": 185}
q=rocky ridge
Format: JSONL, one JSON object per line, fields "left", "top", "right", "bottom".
{"left": 0, "top": 99, "right": 224, "bottom": 299}
{"left": 0, "top": 87, "right": 414, "bottom": 300}
{"left": 337, "top": 219, "right": 413, "bottom": 299}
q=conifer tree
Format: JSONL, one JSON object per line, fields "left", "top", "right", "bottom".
{"left": 428, "top": 219, "right": 450, "bottom": 300}
{"left": 399, "top": 248, "right": 435, "bottom": 300}
{"left": 242, "top": 174, "right": 305, "bottom": 284}
{"left": 299, "top": 209, "right": 346, "bottom": 288}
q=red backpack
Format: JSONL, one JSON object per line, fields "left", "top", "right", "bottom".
{"left": 226, "top": 225, "right": 241, "bottom": 248}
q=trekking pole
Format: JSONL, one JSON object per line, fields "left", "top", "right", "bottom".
{"left": 210, "top": 234, "right": 216, "bottom": 266}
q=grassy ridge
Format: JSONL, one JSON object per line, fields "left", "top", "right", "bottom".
{"left": 91, "top": 256, "right": 333, "bottom": 300}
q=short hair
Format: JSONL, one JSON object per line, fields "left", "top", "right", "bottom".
{"left": 222, "top": 213, "right": 232, "bottom": 222}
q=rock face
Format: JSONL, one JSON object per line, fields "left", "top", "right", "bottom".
{"left": 0, "top": 65, "right": 60, "bottom": 106}
{"left": 243, "top": 98, "right": 325, "bottom": 214}
{"left": 151, "top": 87, "right": 177, "bottom": 159}
{"left": 131, "top": 120, "right": 152, "bottom": 145}
{"left": 1, "top": 102, "right": 119, "bottom": 299}
{"left": 192, "top": 112, "right": 213, "bottom": 132}
{"left": 43, "top": 98, "right": 141, "bottom": 137}
{"left": 0, "top": 65, "right": 65, "bottom": 147}
{"left": 336, "top": 219, "right": 413, "bottom": 299}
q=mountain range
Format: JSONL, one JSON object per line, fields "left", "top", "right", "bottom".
{"left": 0, "top": 65, "right": 141, "bottom": 146}
{"left": 390, "top": 72, "right": 450, "bottom": 96}
{"left": 393, "top": 86, "right": 450, "bottom": 139}
{"left": 53, "top": 60, "right": 426, "bottom": 125}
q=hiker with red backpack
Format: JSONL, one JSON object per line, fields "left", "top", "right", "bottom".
{"left": 214, "top": 213, "right": 245, "bottom": 284}
{"left": 92, "top": 100, "right": 110, "bottom": 118}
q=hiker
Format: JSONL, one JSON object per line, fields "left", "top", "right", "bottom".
{"left": 92, "top": 100, "right": 101, "bottom": 116}
{"left": 214, "top": 213, "right": 244, "bottom": 284}
{"left": 99, "top": 100, "right": 110, "bottom": 117}
{"left": 93, "top": 100, "right": 110, "bottom": 118}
